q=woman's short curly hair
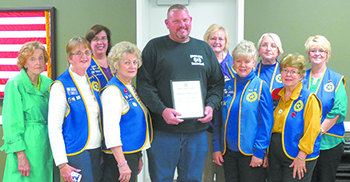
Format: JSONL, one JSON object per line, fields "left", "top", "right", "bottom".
{"left": 232, "top": 40, "right": 257, "bottom": 62}
{"left": 279, "top": 54, "right": 306, "bottom": 77}
{"left": 17, "top": 41, "right": 49, "bottom": 69}
{"left": 108, "top": 41, "right": 141, "bottom": 74}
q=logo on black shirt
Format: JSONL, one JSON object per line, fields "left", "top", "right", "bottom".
{"left": 190, "top": 55, "right": 204, "bottom": 66}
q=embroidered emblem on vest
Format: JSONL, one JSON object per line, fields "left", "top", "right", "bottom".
{"left": 92, "top": 81, "right": 99, "bottom": 91}
{"left": 247, "top": 92, "right": 257, "bottom": 102}
{"left": 294, "top": 100, "right": 304, "bottom": 112}
{"left": 324, "top": 82, "right": 334, "bottom": 92}
{"left": 276, "top": 74, "right": 282, "bottom": 83}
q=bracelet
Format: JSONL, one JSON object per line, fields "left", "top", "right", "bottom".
{"left": 118, "top": 160, "right": 128, "bottom": 168}
{"left": 297, "top": 155, "right": 305, "bottom": 161}
{"left": 59, "top": 163, "right": 67, "bottom": 169}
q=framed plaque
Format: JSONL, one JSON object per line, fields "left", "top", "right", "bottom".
{"left": 171, "top": 80, "right": 204, "bottom": 119}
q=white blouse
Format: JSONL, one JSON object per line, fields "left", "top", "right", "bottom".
{"left": 101, "top": 84, "right": 150, "bottom": 151}
{"left": 48, "top": 69, "right": 101, "bottom": 166}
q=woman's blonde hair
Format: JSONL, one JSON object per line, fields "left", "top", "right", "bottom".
{"left": 108, "top": 41, "right": 141, "bottom": 74}
{"left": 203, "top": 24, "right": 230, "bottom": 53}
{"left": 279, "top": 54, "right": 306, "bottom": 77}
{"left": 305, "top": 35, "right": 331, "bottom": 62}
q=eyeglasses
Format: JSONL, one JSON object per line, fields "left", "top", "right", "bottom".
{"left": 261, "top": 43, "right": 277, "bottom": 49}
{"left": 209, "top": 37, "right": 225, "bottom": 42}
{"left": 92, "top": 36, "right": 107, "bottom": 42}
{"left": 310, "top": 49, "right": 327, "bottom": 54}
{"left": 281, "top": 69, "right": 300, "bottom": 75}
{"left": 71, "top": 51, "right": 92, "bottom": 57}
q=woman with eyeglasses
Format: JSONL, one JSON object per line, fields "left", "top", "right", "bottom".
{"left": 256, "top": 33, "right": 284, "bottom": 93}
{"left": 202, "top": 24, "right": 235, "bottom": 182}
{"left": 302, "top": 35, "right": 348, "bottom": 182}
{"left": 48, "top": 36, "right": 102, "bottom": 182}
{"left": 85, "top": 24, "right": 114, "bottom": 88}
{"left": 213, "top": 40, "right": 274, "bottom": 182}
{"left": 268, "top": 54, "right": 322, "bottom": 182}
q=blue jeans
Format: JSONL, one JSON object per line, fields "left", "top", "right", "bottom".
{"left": 147, "top": 130, "right": 208, "bottom": 182}
{"left": 67, "top": 148, "right": 102, "bottom": 182}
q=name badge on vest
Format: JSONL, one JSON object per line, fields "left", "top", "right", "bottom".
{"left": 67, "top": 87, "right": 78, "bottom": 95}
{"left": 125, "top": 94, "right": 135, "bottom": 102}
{"left": 90, "top": 65, "right": 103, "bottom": 76}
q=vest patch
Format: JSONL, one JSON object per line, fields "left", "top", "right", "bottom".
{"left": 324, "top": 82, "right": 334, "bottom": 92}
{"left": 276, "top": 74, "right": 282, "bottom": 83}
{"left": 246, "top": 92, "right": 257, "bottom": 102}
{"left": 294, "top": 100, "right": 304, "bottom": 112}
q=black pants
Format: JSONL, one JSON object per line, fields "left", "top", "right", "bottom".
{"left": 223, "top": 149, "right": 265, "bottom": 182}
{"left": 100, "top": 152, "right": 142, "bottom": 182}
{"left": 311, "top": 142, "right": 344, "bottom": 182}
{"left": 269, "top": 133, "right": 317, "bottom": 182}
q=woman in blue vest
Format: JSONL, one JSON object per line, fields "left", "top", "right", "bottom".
{"left": 202, "top": 24, "right": 235, "bottom": 182}
{"left": 256, "top": 33, "right": 284, "bottom": 92}
{"left": 85, "top": 24, "right": 114, "bottom": 88}
{"left": 213, "top": 40, "right": 274, "bottom": 182}
{"left": 48, "top": 36, "right": 102, "bottom": 182}
{"left": 268, "top": 54, "right": 322, "bottom": 182}
{"left": 303, "top": 35, "right": 348, "bottom": 182}
{"left": 100, "top": 41, "right": 152, "bottom": 182}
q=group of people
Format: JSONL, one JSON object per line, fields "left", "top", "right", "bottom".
{"left": 1, "top": 23, "right": 149, "bottom": 182}
{"left": 203, "top": 24, "right": 347, "bottom": 182}
{"left": 0, "top": 3, "right": 347, "bottom": 182}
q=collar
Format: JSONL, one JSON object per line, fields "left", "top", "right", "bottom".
{"left": 19, "top": 69, "right": 44, "bottom": 95}
{"left": 236, "top": 70, "right": 255, "bottom": 83}
{"left": 278, "top": 82, "right": 303, "bottom": 101}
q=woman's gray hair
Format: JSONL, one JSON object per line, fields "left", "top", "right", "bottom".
{"left": 257, "top": 33, "right": 284, "bottom": 59}
{"left": 107, "top": 41, "right": 141, "bottom": 74}
{"left": 232, "top": 40, "right": 257, "bottom": 63}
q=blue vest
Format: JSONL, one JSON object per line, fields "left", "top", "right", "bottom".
{"left": 279, "top": 87, "right": 321, "bottom": 160}
{"left": 256, "top": 61, "right": 284, "bottom": 92}
{"left": 221, "top": 77, "right": 266, "bottom": 155}
{"left": 101, "top": 76, "right": 152, "bottom": 153}
{"left": 87, "top": 57, "right": 112, "bottom": 88}
{"left": 227, "top": 65, "right": 237, "bottom": 79}
{"left": 221, "top": 52, "right": 234, "bottom": 81}
{"left": 303, "top": 68, "right": 345, "bottom": 137}
{"left": 53, "top": 69, "right": 101, "bottom": 156}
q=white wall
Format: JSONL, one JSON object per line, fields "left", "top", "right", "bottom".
{"left": 136, "top": 0, "right": 244, "bottom": 181}
{"left": 137, "top": 0, "right": 244, "bottom": 52}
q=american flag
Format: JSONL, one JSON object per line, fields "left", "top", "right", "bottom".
{"left": 0, "top": 9, "right": 53, "bottom": 98}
